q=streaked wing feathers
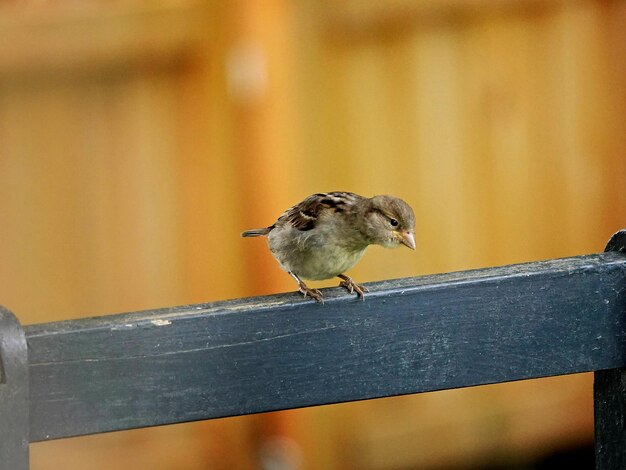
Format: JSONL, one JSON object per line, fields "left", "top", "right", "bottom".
{"left": 278, "top": 192, "right": 361, "bottom": 231}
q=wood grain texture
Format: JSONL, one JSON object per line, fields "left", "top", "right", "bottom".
{"left": 25, "top": 252, "right": 626, "bottom": 442}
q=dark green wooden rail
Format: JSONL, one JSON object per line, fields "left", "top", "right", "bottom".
{"left": 1, "top": 230, "right": 625, "bottom": 469}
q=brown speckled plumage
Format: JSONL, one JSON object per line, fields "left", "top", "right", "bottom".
{"left": 242, "top": 192, "right": 415, "bottom": 303}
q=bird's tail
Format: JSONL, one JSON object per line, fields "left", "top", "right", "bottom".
{"left": 241, "top": 227, "right": 271, "bottom": 237}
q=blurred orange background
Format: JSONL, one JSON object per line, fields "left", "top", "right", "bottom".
{"left": 1, "top": 0, "right": 625, "bottom": 469}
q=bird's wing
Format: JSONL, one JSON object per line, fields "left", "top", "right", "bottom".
{"left": 277, "top": 192, "right": 362, "bottom": 232}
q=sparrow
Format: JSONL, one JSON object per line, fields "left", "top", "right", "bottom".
{"left": 242, "top": 192, "right": 416, "bottom": 303}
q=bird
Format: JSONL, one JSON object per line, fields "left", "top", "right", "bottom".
{"left": 241, "top": 192, "right": 416, "bottom": 303}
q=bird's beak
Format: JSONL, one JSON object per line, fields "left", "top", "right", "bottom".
{"left": 399, "top": 231, "right": 416, "bottom": 250}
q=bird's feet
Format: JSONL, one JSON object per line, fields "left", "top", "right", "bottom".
{"left": 338, "top": 274, "right": 368, "bottom": 300}
{"left": 298, "top": 282, "right": 324, "bottom": 303}
{"left": 289, "top": 272, "right": 324, "bottom": 303}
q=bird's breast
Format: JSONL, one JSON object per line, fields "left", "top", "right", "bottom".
{"left": 297, "top": 243, "right": 366, "bottom": 280}
{"left": 268, "top": 225, "right": 367, "bottom": 280}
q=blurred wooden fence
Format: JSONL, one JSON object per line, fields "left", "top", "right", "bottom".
{"left": 0, "top": 0, "right": 624, "bottom": 468}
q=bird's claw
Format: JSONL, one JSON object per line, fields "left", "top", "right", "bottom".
{"left": 298, "top": 283, "right": 324, "bottom": 303}
{"left": 338, "top": 277, "right": 368, "bottom": 300}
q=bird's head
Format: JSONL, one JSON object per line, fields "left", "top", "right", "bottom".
{"left": 361, "top": 195, "right": 416, "bottom": 250}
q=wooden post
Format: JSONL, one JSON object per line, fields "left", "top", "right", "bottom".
{"left": 594, "top": 368, "right": 626, "bottom": 469}
{"left": 0, "top": 306, "right": 29, "bottom": 469}
{"left": 594, "top": 229, "right": 626, "bottom": 469}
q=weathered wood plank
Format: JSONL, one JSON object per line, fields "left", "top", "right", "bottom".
{"left": 0, "top": 307, "right": 29, "bottom": 469}
{"left": 594, "top": 368, "right": 626, "bottom": 469}
{"left": 26, "top": 252, "right": 626, "bottom": 442}
{"left": 594, "top": 229, "right": 626, "bottom": 469}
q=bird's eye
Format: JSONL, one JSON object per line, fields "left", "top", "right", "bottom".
{"left": 389, "top": 218, "right": 399, "bottom": 227}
